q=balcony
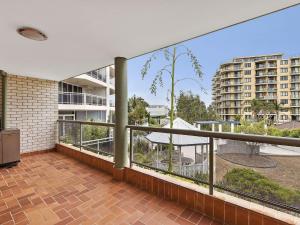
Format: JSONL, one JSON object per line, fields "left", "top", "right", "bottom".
{"left": 54, "top": 120, "right": 300, "bottom": 225}
{"left": 58, "top": 92, "right": 107, "bottom": 106}
{"left": 87, "top": 69, "right": 107, "bottom": 83}
{"left": 267, "top": 63, "right": 277, "bottom": 68}
{"left": 291, "top": 79, "right": 300, "bottom": 83}
{"left": 2, "top": 2, "right": 300, "bottom": 225}
{"left": 291, "top": 62, "right": 300, "bottom": 66}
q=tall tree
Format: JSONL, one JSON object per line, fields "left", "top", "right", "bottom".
{"left": 176, "top": 91, "right": 207, "bottom": 123}
{"left": 270, "top": 101, "right": 283, "bottom": 124}
{"left": 128, "top": 95, "right": 149, "bottom": 125}
{"left": 251, "top": 99, "right": 263, "bottom": 121}
{"left": 141, "top": 46, "right": 204, "bottom": 172}
{"left": 206, "top": 104, "right": 221, "bottom": 121}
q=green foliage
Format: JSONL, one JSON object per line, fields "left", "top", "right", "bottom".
{"left": 133, "top": 138, "right": 156, "bottom": 164}
{"left": 220, "top": 168, "right": 300, "bottom": 205}
{"left": 128, "top": 95, "right": 149, "bottom": 125}
{"left": 267, "top": 126, "right": 300, "bottom": 138}
{"left": 194, "top": 172, "right": 208, "bottom": 183}
{"left": 176, "top": 91, "right": 207, "bottom": 123}
{"left": 63, "top": 134, "right": 73, "bottom": 144}
{"left": 250, "top": 99, "right": 282, "bottom": 123}
{"left": 236, "top": 120, "right": 266, "bottom": 135}
{"left": 207, "top": 104, "right": 221, "bottom": 121}
{"left": 148, "top": 118, "right": 162, "bottom": 127}
{"left": 140, "top": 46, "right": 204, "bottom": 172}
{"left": 176, "top": 91, "right": 221, "bottom": 124}
{"left": 83, "top": 125, "right": 108, "bottom": 141}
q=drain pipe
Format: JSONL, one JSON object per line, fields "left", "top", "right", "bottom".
{"left": 0, "top": 70, "right": 7, "bottom": 130}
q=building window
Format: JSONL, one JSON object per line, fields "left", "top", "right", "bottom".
{"left": 280, "top": 99, "right": 288, "bottom": 105}
{"left": 244, "top": 85, "right": 251, "bottom": 90}
{"left": 280, "top": 76, "right": 288, "bottom": 81}
{"left": 244, "top": 70, "right": 251, "bottom": 75}
{"left": 280, "top": 108, "right": 288, "bottom": 112}
{"left": 59, "top": 82, "right": 82, "bottom": 93}
{"left": 280, "top": 83, "right": 288, "bottom": 89}
{"left": 280, "top": 68, "right": 288, "bottom": 73}
{"left": 280, "top": 115, "right": 288, "bottom": 120}
{"left": 244, "top": 93, "right": 251, "bottom": 97}
{"left": 281, "top": 91, "right": 288, "bottom": 96}
{"left": 244, "top": 78, "right": 251, "bottom": 83}
{"left": 280, "top": 60, "right": 288, "bottom": 65}
{"left": 244, "top": 63, "right": 251, "bottom": 68}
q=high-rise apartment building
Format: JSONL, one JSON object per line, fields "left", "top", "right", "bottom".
{"left": 58, "top": 66, "right": 115, "bottom": 122}
{"left": 212, "top": 54, "right": 300, "bottom": 122}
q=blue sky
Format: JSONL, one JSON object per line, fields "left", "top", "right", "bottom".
{"left": 128, "top": 4, "right": 300, "bottom": 107}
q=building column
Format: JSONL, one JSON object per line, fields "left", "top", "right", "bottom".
{"left": 114, "top": 57, "right": 128, "bottom": 176}
{"left": 230, "top": 123, "right": 235, "bottom": 133}
{"left": 218, "top": 124, "right": 222, "bottom": 132}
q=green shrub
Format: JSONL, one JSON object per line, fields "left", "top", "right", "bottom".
{"left": 82, "top": 125, "right": 108, "bottom": 141}
{"left": 236, "top": 120, "right": 266, "bottom": 135}
{"left": 219, "top": 168, "right": 300, "bottom": 206}
{"left": 194, "top": 172, "right": 208, "bottom": 183}
{"left": 281, "top": 129, "right": 290, "bottom": 137}
{"left": 289, "top": 129, "right": 300, "bottom": 138}
{"left": 267, "top": 127, "right": 300, "bottom": 138}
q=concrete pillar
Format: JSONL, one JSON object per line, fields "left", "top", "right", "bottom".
{"left": 218, "top": 124, "right": 222, "bottom": 132}
{"left": 230, "top": 123, "right": 235, "bottom": 133}
{"left": 212, "top": 123, "right": 215, "bottom": 132}
{"left": 114, "top": 57, "right": 128, "bottom": 170}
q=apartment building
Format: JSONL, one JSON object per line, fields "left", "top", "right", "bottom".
{"left": 58, "top": 66, "right": 115, "bottom": 122}
{"left": 212, "top": 54, "right": 300, "bottom": 122}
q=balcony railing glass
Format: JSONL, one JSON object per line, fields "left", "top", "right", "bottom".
{"left": 58, "top": 120, "right": 114, "bottom": 156}
{"left": 87, "top": 68, "right": 107, "bottom": 82}
{"left": 58, "top": 120, "right": 300, "bottom": 215}
{"left": 126, "top": 125, "right": 300, "bottom": 215}
{"left": 58, "top": 92, "right": 107, "bottom": 106}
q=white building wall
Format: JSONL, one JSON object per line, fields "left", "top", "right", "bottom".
{"left": 6, "top": 75, "right": 58, "bottom": 153}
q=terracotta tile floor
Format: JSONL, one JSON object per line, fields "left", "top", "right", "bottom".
{"left": 0, "top": 152, "right": 219, "bottom": 225}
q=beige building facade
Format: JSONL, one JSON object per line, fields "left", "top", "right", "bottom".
{"left": 212, "top": 54, "right": 300, "bottom": 122}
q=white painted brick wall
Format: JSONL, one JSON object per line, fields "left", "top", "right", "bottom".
{"left": 6, "top": 75, "right": 58, "bottom": 153}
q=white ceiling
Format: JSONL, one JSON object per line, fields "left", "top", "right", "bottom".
{"left": 1, "top": 0, "right": 300, "bottom": 81}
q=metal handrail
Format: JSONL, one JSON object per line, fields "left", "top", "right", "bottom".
{"left": 126, "top": 125, "right": 300, "bottom": 147}
{"left": 57, "top": 119, "right": 115, "bottom": 127}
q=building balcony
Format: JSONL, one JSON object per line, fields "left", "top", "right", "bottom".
{"left": 291, "top": 79, "right": 300, "bottom": 83}
{"left": 255, "top": 65, "right": 266, "bottom": 69}
{"left": 87, "top": 69, "right": 107, "bottom": 83}
{"left": 54, "top": 120, "right": 300, "bottom": 225}
{"left": 291, "top": 103, "right": 300, "bottom": 107}
{"left": 291, "top": 95, "right": 300, "bottom": 99}
{"left": 2, "top": 2, "right": 300, "bottom": 224}
{"left": 58, "top": 92, "right": 107, "bottom": 110}
{"left": 256, "top": 72, "right": 277, "bottom": 77}
{"left": 291, "top": 62, "right": 300, "bottom": 67}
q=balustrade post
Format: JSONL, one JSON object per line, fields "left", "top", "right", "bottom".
{"left": 209, "top": 137, "right": 214, "bottom": 195}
